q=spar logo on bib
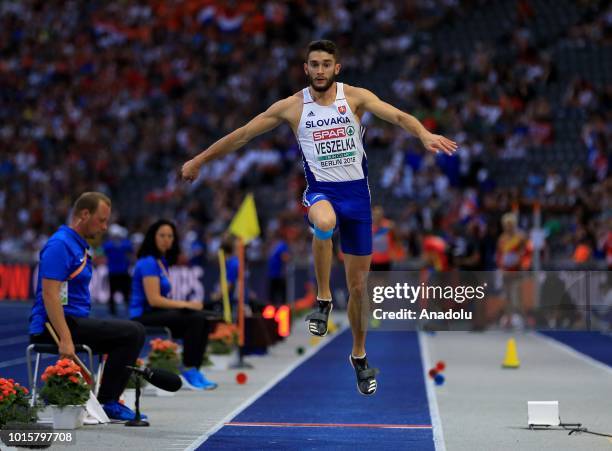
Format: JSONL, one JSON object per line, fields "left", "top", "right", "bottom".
{"left": 313, "top": 127, "right": 346, "bottom": 141}
{"left": 338, "top": 105, "right": 347, "bottom": 115}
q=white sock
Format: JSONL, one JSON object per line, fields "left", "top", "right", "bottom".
{"left": 352, "top": 353, "right": 366, "bottom": 360}
{"left": 317, "top": 297, "right": 332, "bottom": 302}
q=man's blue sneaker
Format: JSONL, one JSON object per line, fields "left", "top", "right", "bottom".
{"left": 103, "top": 401, "right": 148, "bottom": 421}
{"left": 199, "top": 371, "right": 218, "bottom": 391}
{"left": 181, "top": 368, "right": 218, "bottom": 391}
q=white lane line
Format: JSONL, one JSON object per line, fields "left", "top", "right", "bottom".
{"left": 418, "top": 332, "right": 447, "bottom": 451}
{"left": 184, "top": 325, "right": 349, "bottom": 451}
{"left": 534, "top": 332, "right": 612, "bottom": 376}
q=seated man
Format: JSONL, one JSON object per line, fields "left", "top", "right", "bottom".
{"left": 29, "top": 192, "right": 146, "bottom": 421}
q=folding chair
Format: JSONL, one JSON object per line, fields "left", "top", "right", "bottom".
{"left": 26, "top": 343, "right": 103, "bottom": 406}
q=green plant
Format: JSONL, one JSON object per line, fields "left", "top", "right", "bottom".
{"left": 207, "top": 323, "right": 238, "bottom": 355}
{"left": 207, "top": 339, "right": 234, "bottom": 355}
{"left": 0, "top": 378, "right": 37, "bottom": 427}
{"left": 147, "top": 339, "right": 180, "bottom": 374}
{"left": 39, "top": 359, "right": 89, "bottom": 408}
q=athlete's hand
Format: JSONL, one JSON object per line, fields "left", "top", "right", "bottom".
{"left": 59, "top": 339, "right": 77, "bottom": 362}
{"left": 421, "top": 133, "right": 458, "bottom": 156}
{"left": 181, "top": 159, "right": 200, "bottom": 183}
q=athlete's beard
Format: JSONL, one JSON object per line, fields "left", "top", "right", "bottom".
{"left": 309, "top": 73, "right": 335, "bottom": 92}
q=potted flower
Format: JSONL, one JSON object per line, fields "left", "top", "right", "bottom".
{"left": 0, "top": 378, "right": 36, "bottom": 428}
{"left": 146, "top": 339, "right": 180, "bottom": 396}
{"left": 0, "top": 380, "right": 49, "bottom": 450}
{"left": 206, "top": 323, "right": 238, "bottom": 370}
{"left": 40, "top": 359, "right": 89, "bottom": 429}
{"left": 122, "top": 359, "right": 147, "bottom": 409}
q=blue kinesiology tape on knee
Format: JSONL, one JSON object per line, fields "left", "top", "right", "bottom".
{"left": 313, "top": 225, "right": 333, "bottom": 240}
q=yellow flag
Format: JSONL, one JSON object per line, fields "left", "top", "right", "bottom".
{"left": 229, "top": 193, "right": 260, "bottom": 243}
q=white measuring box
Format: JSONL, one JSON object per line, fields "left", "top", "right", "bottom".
{"left": 527, "top": 401, "right": 560, "bottom": 427}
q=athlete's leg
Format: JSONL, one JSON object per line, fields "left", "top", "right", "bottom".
{"left": 334, "top": 191, "right": 378, "bottom": 394}
{"left": 308, "top": 200, "right": 336, "bottom": 301}
{"left": 343, "top": 253, "right": 372, "bottom": 357}
{"left": 344, "top": 251, "right": 378, "bottom": 395}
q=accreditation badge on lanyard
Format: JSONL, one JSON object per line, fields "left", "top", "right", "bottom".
{"left": 60, "top": 251, "right": 88, "bottom": 306}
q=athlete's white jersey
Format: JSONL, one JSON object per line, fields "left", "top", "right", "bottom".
{"left": 296, "top": 83, "right": 368, "bottom": 185}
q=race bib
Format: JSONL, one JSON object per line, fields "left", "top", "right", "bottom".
{"left": 313, "top": 125, "right": 358, "bottom": 169}
{"left": 60, "top": 281, "right": 68, "bottom": 305}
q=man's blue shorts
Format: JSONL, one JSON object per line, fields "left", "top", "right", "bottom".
{"left": 303, "top": 180, "right": 372, "bottom": 256}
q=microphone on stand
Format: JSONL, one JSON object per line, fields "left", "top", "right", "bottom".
{"left": 126, "top": 366, "right": 183, "bottom": 392}
{"left": 124, "top": 366, "right": 182, "bottom": 427}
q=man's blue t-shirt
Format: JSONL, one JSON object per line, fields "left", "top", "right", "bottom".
{"left": 102, "top": 238, "right": 132, "bottom": 274}
{"left": 29, "top": 226, "right": 92, "bottom": 335}
{"left": 268, "top": 241, "right": 288, "bottom": 279}
{"left": 129, "top": 256, "right": 171, "bottom": 318}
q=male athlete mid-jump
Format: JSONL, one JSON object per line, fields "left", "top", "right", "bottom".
{"left": 182, "top": 40, "right": 457, "bottom": 395}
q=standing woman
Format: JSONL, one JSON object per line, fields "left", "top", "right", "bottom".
{"left": 130, "top": 219, "right": 217, "bottom": 390}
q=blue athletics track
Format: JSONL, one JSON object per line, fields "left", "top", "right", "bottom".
{"left": 0, "top": 302, "right": 45, "bottom": 385}
{"left": 539, "top": 330, "right": 612, "bottom": 367}
{"left": 197, "top": 329, "right": 437, "bottom": 451}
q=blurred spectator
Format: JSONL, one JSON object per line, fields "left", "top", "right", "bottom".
{"left": 496, "top": 212, "right": 528, "bottom": 329}
{"left": 267, "top": 228, "right": 290, "bottom": 305}
{"left": 371, "top": 205, "right": 404, "bottom": 271}
{"left": 102, "top": 224, "right": 133, "bottom": 316}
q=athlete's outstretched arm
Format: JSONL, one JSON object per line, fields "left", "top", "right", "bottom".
{"left": 182, "top": 98, "right": 292, "bottom": 182}
{"left": 353, "top": 87, "right": 458, "bottom": 155}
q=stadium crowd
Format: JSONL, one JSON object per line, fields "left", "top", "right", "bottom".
{"left": 0, "top": 0, "right": 610, "bottom": 273}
